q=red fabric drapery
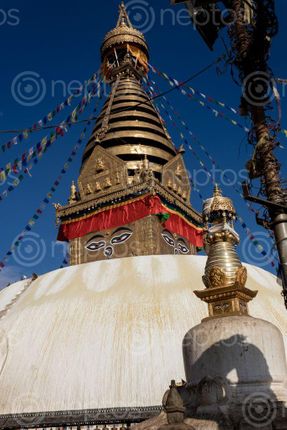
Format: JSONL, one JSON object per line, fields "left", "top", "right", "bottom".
{"left": 58, "top": 195, "right": 203, "bottom": 247}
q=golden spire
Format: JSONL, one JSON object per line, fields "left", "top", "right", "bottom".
{"left": 195, "top": 185, "right": 257, "bottom": 318}
{"left": 81, "top": 1, "right": 175, "bottom": 178}
{"left": 117, "top": 1, "right": 132, "bottom": 28}
{"left": 213, "top": 183, "right": 222, "bottom": 197}
{"left": 55, "top": 3, "right": 201, "bottom": 268}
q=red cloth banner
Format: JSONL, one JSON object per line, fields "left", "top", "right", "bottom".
{"left": 58, "top": 195, "right": 203, "bottom": 247}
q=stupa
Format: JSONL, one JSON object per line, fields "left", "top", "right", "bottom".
{"left": 0, "top": 3, "right": 286, "bottom": 430}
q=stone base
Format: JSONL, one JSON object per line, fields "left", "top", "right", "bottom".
{"left": 182, "top": 315, "right": 287, "bottom": 427}
{"left": 131, "top": 405, "right": 287, "bottom": 430}
{"left": 131, "top": 411, "right": 220, "bottom": 430}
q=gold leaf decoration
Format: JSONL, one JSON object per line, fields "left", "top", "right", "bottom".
{"left": 207, "top": 266, "right": 227, "bottom": 289}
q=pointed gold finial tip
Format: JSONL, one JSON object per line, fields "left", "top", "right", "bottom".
{"left": 117, "top": 0, "right": 132, "bottom": 28}
{"left": 213, "top": 183, "right": 222, "bottom": 197}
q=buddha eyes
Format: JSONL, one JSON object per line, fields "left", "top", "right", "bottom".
{"left": 110, "top": 232, "right": 133, "bottom": 245}
{"left": 162, "top": 233, "right": 175, "bottom": 247}
{"left": 162, "top": 230, "right": 190, "bottom": 255}
{"left": 86, "top": 240, "right": 106, "bottom": 251}
{"left": 177, "top": 242, "right": 190, "bottom": 254}
{"left": 85, "top": 229, "right": 133, "bottom": 254}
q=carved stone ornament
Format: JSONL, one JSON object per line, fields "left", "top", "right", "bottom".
{"left": 210, "top": 196, "right": 235, "bottom": 214}
{"left": 86, "top": 184, "right": 93, "bottom": 195}
{"left": 95, "top": 158, "right": 106, "bottom": 172}
{"left": 162, "top": 154, "right": 191, "bottom": 203}
{"left": 78, "top": 145, "right": 128, "bottom": 201}
{"left": 213, "top": 302, "right": 231, "bottom": 315}
{"left": 235, "top": 266, "right": 248, "bottom": 288}
{"left": 203, "top": 266, "right": 227, "bottom": 289}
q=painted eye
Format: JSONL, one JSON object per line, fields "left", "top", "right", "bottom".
{"left": 86, "top": 240, "right": 106, "bottom": 252}
{"left": 110, "top": 232, "right": 133, "bottom": 245}
{"left": 162, "top": 233, "right": 175, "bottom": 247}
{"left": 177, "top": 242, "right": 190, "bottom": 254}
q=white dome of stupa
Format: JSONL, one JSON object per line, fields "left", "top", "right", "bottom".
{"left": 0, "top": 255, "right": 286, "bottom": 424}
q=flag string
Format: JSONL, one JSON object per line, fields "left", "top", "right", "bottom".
{"left": 150, "top": 63, "right": 241, "bottom": 116}
{"left": 0, "top": 90, "right": 104, "bottom": 271}
{"left": 0, "top": 80, "right": 103, "bottom": 203}
{"left": 0, "top": 70, "right": 100, "bottom": 152}
{"left": 0, "top": 119, "right": 94, "bottom": 271}
{"left": 150, "top": 64, "right": 286, "bottom": 146}
{"left": 147, "top": 77, "right": 258, "bottom": 213}
{"left": 144, "top": 77, "right": 277, "bottom": 269}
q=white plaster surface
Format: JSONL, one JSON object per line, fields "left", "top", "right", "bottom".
{"left": 0, "top": 256, "right": 286, "bottom": 414}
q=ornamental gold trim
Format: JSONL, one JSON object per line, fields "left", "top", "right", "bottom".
{"left": 56, "top": 181, "right": 202, "bottom": 225}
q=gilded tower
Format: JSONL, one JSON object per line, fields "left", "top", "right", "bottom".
{"left": 195, "top": 185, "right": 257, "bottom": 317}
{"left": 56, "top": 2, "right": 203, "bottom": 264}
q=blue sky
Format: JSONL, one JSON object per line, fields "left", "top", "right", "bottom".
{"left": 0, "top": 0, "right": 286, "bottom": 287}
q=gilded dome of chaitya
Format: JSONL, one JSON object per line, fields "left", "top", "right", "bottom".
{"left": 101, "top": 2, "right": 149, "bottom": 60}
{"left": 203, "top": 184, "right": 236, "bottom": 222}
